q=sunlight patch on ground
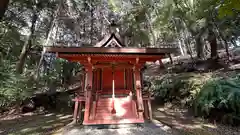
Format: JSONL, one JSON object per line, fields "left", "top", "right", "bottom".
{"left": 56, "top": 114, "right": 64, "bottom": 117}
{"left": 52, "top": 128, "right": 64, "bottom": 135}
{"left": 0, "top": 112, "right": 73, "bottom": 135}
{"left": 151, "top": 119, "right": 172, "bottom": 132}
{"left": 58, "top": 114, "right": 72, "bottom": 120}
{"left": 42, "top": 125, "right": 54, "bottom": 129}
{"left": 46, "top": 119, "right": 55, "bottom": 123}
{"left": 118, "top": 118, "right": 131, "bottom": 123}
{"left": 44, "top": 113, "right": 55, "bottom": 117}
{"left": 20, "top": 127, "right": 38, "bottom": 132}
{"left": 116, "top": 128, "right": 131, "bottom": 134}
{"left": 202, "top": 124, "right": 217, "bottom": 129}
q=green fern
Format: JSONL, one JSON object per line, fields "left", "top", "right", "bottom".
{"left": 193, "top": 74, "right": 240, "bottom": 125}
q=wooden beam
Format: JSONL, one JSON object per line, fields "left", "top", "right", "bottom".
{"left": 44, "top": 46, "right": 178, "bottom": 54}
{"left": 57, "top": 54, "right": 162, "bottom": 63}
{"left": 83, "top": 64, "right": 93, "bottom": 122}
{"left": 134, "top": 65, "right": 144, "bottom": 119}
{"left": 93, "top": 63, "right": 134, "bottom": 69}
{"left": 144, "top": 101, "right": 149, "bottom": 119}
{"left": 78, "top": 101, "right": 83, "bottom": 122}
{"left": 87, "top": 57, "right": 91, "bottom": 64}
{"left": 73, "top": 98, "right": 79, "bottom": 123}
{"left": 148, "top": 99, "right": 153, "bottom": 120}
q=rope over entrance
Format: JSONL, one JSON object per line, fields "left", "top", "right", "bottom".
{"left": 111, "top": 64, "right": 116, "bottom": 114}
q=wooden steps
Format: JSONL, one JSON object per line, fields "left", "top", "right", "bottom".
{"left": 92, "top": 97, "right": 138, "bottom": 122}
{"left": 83, "top": 118, "right": 144, "bottom": 125}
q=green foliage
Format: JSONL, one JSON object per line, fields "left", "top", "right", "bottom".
{"left": 0, "top": 60, "right": 33, "bottom": 109}
{"left": 194, "top": 74, "right": 240, "bottom": 124}
{"left": 218, "top": 0, "right": 240, "bottom": 18}
{"left": 152, "top": 72, "right": 240, "bottom": 125}
{"left": 152, "top": 73, "right": 209, "bottom": 105}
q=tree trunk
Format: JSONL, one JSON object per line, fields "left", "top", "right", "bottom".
{"left": 208, "top": 29, "right": 218, "bottom": 59}
{"left": 195, "top": 35, "right": 203, "bottom": 59}
{"left": 145, "top": 13, "right": 156, "bottom": 47}
{"left": 16, "top": 11, "right": 38, "bottom": 74}
{"left": 178, "top": 37, "right": 184, "bottom": 56}
{"left": 213, "top": 19, "right": 229, "bottom": 60}
{"left": 168, "top": 53, "right": 173, "bottom": 64}
{"left": 35, "top": 0, "right": 63, "bottom": 79}
{"left": 90, "top": 1, "right": 94, "bottom": 45}
{"left": 0, "top": 0, "right": 10, "bottom": 20}
{"left": 230, "top": 39, "right": 237, "bottom": 47}
{"left": 220, "top": 36, "right": 229, "bottom": 61}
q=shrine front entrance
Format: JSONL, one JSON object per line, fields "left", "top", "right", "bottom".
{"left": 98, "top": 68, "right": 129, "bottom": 96}
{"left": 44, "top": 31, "right": 177, "bottom": 125}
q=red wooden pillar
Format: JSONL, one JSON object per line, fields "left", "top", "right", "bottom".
{"left": 73, "top": 97, "right": 79, "bottom": 123}
{"left": 73, "top": 71, "right": 86, "bottom": 123}
{"left": 148, "top": 99, "right": 153, "bottom": 120}
{"left": 83, "top": 64, "right": 93, "bottom": 123}
{"left": 134, "top": 64, "right": 144, "bottom": 119}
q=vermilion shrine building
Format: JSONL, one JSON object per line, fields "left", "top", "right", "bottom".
{"left": 45, "top": 31, "right": 176, "bottom": 125}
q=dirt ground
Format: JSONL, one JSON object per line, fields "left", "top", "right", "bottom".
{"left": 152, "top": 103, "right": 240, "bottom": 135}
{"left": 0, "top": 111, "right": 72, "bottom": 135}
{"left": 0, "top": 104, "right": 240, "bottom": 135}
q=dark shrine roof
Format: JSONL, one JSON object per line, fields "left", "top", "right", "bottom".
{"left": 44, "top": 33, "right": 177, "bottom": 56}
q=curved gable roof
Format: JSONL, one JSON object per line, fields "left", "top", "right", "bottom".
{"left": 94, "top": 33, "right": 124, "bottom": 47}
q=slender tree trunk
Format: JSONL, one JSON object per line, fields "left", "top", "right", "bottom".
{"left": 145, "top": 13, "right": 156, "bottom": 47}
{"left": 186, "top": 37, "right": 194, "bottom": 60}
{"left": 168, "top": 53, "right": 173, "bottom": 64}
{"left": 213, "top": 19, "right": 229, "bottom": 60}
{"left": 0, "top": 0, "right": 10, "bottom": 20}
{"left": 90, "top": 1, "right": 94, "bottom": 45}
{"left": 230, "top": 39, "right": 237, "bottom": 47}
{"left": 195, "top": 35, "right": 203, "bottom": 59}
{"left": 35, "top": 0, "right": 63, "bottom": 79}
{"left": 221, "top": 37, "right": 229, "bottom": 60}
{"left": 178, "top": 37, "right": 184, "bottom": 56}
{"left": 16, "top": 11, "right": 38, "bottom": 73}
{"left": 180, "top": 31, "right": 187, "bottom": 54}
{"left": 208, "top": 29, "right": 218, "bottom": 59}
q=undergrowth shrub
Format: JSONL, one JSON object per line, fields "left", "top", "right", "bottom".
{"left": 151, "top": 73, "right": 210, "bottom": 106}
{"left": 151, "top": 71, "right": 240, "bottom": 125}
{"left": 0, "top": 60, "right": 33, "bottom": 111}
{"left": 194, "top": 74, "right": 240, "bottom": 125}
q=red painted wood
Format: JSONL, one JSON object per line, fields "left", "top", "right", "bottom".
{"left": 102, "top": 69, "right": 125, "bottom": 93}
{"left": 97, "top": 69, "right": 101, "bottom": 90}
{"left": 82, "top": 72, "right": 85, "bottom": 92}
{"left": 83, "top": 65, "right": 93, "bottom": 122}
{"left": 93, "top": 69, "right": 101, "bottom": 92}
{"left": 97, "top": 89, "right": 130, "bottom": 95}
{"left": 132, "top": 100, "right": 138, "bottom": 117}
{"left": 144, "top": 101, "right": 149, "bottom": 119}
{"left": 134, "top": 66, "right": 144, "bottom": 119}
{"left": 125, "top": 69, "right": 133, "bottom": 90}
{"left": 93, "top": 97, "right": 138, "bottom": 123}
{"left": 72, "top": 57, "right": 149, "bottom": 125}
{"left": 73, "top": 100, "right": 79, "bottom": 123}
{"left": 78, "top": 101, "right": 83, "bottom": 121}
{"left": 115, "top": 69, "right": 124, "bottom": 89}
{"left": 102, "top": 68, "right": 112, "bottom": 90}
{"left": 72, "top": 97, "right": 85, "bottom": 102}
{"left": 148, "top": 99, "right": 152, "bottom": 120}
{"left": 91, "top": 101, "right": 96, "bottom": 120}
{"left": 83, "top": 118, "right": 144, "bottom": 125}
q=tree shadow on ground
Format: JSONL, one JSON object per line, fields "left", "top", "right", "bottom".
{"left": 152, "top": 103, "right": 240, "bottom": 135}
{"left": 0, "top": 110, "right": 73, "bottom": 135}
{"left": 62, "top": 122, "right": 173, "bottom": 135}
